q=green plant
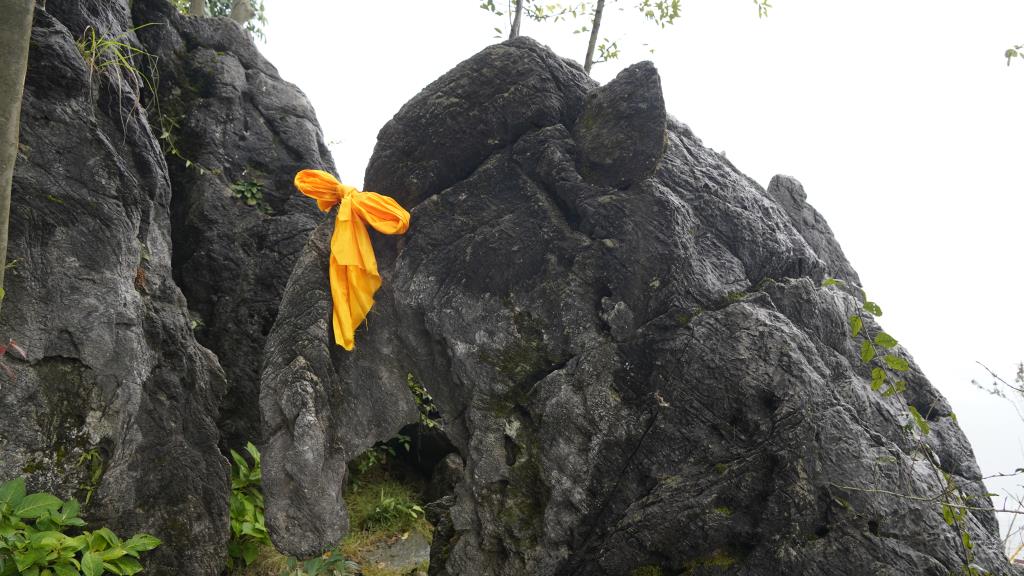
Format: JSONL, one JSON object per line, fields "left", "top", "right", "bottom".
{"left": 362, "top": 490, "right": 424, "bottom": 534}
{"left": 156, "top": 113, "right": 195, "bottom": 170}
{"left": 339, "top": 457, "right": 432, "bottom": 576}
{"left": 406, "top": 374, "right": 441, "bottom": 430}
{"left": 75, "top": 24, "right": 160, "bottom": 134}
{"left": 226, "top": 442, "right": 358, "bottom": 575}
{"left": 75, "top": 25, "right": 155, "bottom": 86}
{"left": 75, "top": 23, "right": 208, "bottom": 175}
{"left": 823, "top": 278, "right": 984, "bottom": 575}
{"left": 282, "top": 550, "right": 356, "bottom": 576}
{"left": 171, "top": 0, "right": 268, "bottom": 41}
{"left": 352, "top": 439, "right": 405, "bottom": 476}
{"left": 228, "top": 442, "right": 272, "bottom": 569}
{"left": 1007, "top": 43, "right": 1023, "bottom": 66}
{"left": 76, "top": 449, "right": 104, "bottom": 506}
{"left": 346, "top": 480, "right": 425, "bottom": 535}
{"left": 0, "top": 477, "right": 161, "bottom": 576}
{"left": 230, "top": 181, "right": 272, "bottom": 214}
{"left": 824, "top": 278, "right": 910, "bottom": 400}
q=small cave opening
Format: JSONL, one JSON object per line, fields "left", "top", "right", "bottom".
{"left": 339, "top": 421, "right": 462, "bottom": 576}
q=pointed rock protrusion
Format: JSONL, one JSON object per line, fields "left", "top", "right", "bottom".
{"left": 573, "top": 61, "right": 667, "bottom": 189}
{"left": 767, "top": 174, "right": 861, "bottom": 285}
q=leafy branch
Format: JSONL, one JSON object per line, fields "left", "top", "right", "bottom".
{"left": 1006, "top": 43, "right": 1023, "bottom": 66}
{"left": 481, "top": 0, "right": 771, "bottom": 73}
{"left": 823, "top": 277, "right": 987, "bottom": 574}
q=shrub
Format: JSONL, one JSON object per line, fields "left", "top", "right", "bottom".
{"left": 227, "top": 443, "right": 356, "bottom": 576}
{"left": 0, "top": 477, "right": 160, "bottom": 576}
{"left": 228, "top": 442, "right": 272, "bottom": 569}
{"left": 347, "top": 480, "right": 424, "bottom": 535}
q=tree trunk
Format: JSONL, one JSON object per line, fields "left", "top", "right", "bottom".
{"left": 0, "top": 0, "right": 34, "bottom": 309}
{"left": 583, "top": 0, "right": 605, "bottom": 73}
{"left": 509, "top": 0, "right": 524, "bottom": 40}
{"left": 189, "top": 0, "right": 208, "bottom": 17}
{"left": 229, "top": 0, "right": 255, "bottom": 24}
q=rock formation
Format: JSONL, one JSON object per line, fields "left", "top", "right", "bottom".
{"left": 1, "top": 0, "right": 331, "bottom": 573}
{"left": 131, "top": 0, "right": 329, "bottom": 451}
{"left": 2, "top": 0, "right": 1012, "bottom": 571}
{"left": 263, "top": 37, "right": 1013, "bottom": 575}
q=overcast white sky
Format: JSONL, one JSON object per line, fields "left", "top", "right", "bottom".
{"left": 260, "top": 0, "right": 1024, "bottom": 545}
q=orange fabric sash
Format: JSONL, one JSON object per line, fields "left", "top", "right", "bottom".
{"left": 294, "top": 170, "right": 410, "bottom": 350}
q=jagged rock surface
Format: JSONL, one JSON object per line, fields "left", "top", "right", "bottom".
{"left": 263, "top": 37, "right": 1011, "bottom": 575}
{"left": 1, "top": 0, "right": 331, "bottom": 573}
{"left": 767, "top": 174, "right": 860, "bottom": 285}
{"left": 131, "top": 0, "right": 330, "bottom": 451}
{"left": 0, "top": 2, "right": 228, "bottom": 574}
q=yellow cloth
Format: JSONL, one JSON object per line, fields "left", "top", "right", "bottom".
{"left": 294, "top": 169, "right": 410, "bottom": 350}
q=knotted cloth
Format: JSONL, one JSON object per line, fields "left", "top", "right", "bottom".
{"left": 294, "top": 169, "right": 410, "bottom": 350}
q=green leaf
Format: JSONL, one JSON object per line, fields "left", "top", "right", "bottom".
{"left": 0, "top": 478, "right": 26, "bottom": 509}
{"left": 230, "top": 450, "right": 250, "bottom": 478}
{"left": 14, "top": 548, "right": 48, "bottom": 572}
{"left": 81, "top": 552, "right": 103, "bottom": 576}
{"left": 303, "top": 557, "right": 324, "bottom": 572}
{"left": 874, "top": 332, "right": 897, "bottom": 349}
{"left": 106, "top": 555, "right": 143, "bottom": 576}
{"left": 52, "top": 563, "right": 78, "bottom": 576}
{"left": 29, "top": 530, "right": 66, "bottom": 548}
{"left": 89, "top": 527, "right": 121, "bottom": 551}
{"left": 884, "top": 355, "right": 909, "bottom": 372}
{"left": 961, "top": 530, "right": 973, "bottom": 550}
{"left": 870, "top": 367, "right": 885, "bottom": 391}
{"left": 849, "top": 315, "right": 863, "bottom": 338}
{"left": 59, "top": 499, "right": 80, "bottom": 523}
{"left": 52, "top": 564, "right": 78, "bottom": 576}
{"left": 822, "top": 278, "right": 840, "bottom": 287}
{"left": 244, "top": 442, "right": 260, "bottom": 466}
{"left": 241, "top": 541, "right": 258, "bottom": 566}
{"left": 863, "top": 301, "right": 882, "bottom": 316}
{"left": 860, "top": 340, "right": 876, "bottom": 363}
{"left": 942, "top": 503, "right": 954, "bottom": 526}
{"left": 122, "top": 534, "right": 160, "bottom": 554}
{"left": 68, "top": 535, "right": 89, "bottom": 551}
{"left": 15, "top": 493, "right": 62, "bottom": 518}
{"left": 100, "top": 545, "right": 127, "bottom": 561}
{"left": 882, "top": 380, "right": 907, "bottom": 398}
{"left": 908, "top": 405, "right": 931, "bottom": 435}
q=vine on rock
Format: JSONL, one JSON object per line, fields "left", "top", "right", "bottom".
{"left": 823, "top": 277, "right": 986, "bottom": 575}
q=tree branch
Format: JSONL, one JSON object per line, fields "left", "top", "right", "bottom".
{"left": 583, "top": 0, "right": 605, "bottom": 73}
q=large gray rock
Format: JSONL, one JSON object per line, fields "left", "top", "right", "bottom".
{"left": 1, "top": 0, "right": 333, "bottom": 573}
{"left": 259, "top": 217, "right": 420, "bottom": 556}
{"left": 130, "top": 0, "right": 329, "bottom": 451}
{"left": 262, "top": 38, "right": 1011, "bottom": 575}
{"left": 0, "top": 1, "right": 228, "bottom": 574}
